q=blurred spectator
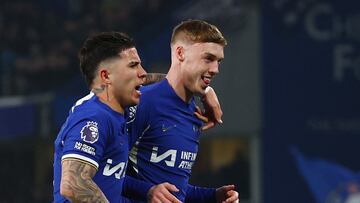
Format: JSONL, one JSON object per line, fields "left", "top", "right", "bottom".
{"left": 0, "top": 0, "right": 173, "bottom": 96}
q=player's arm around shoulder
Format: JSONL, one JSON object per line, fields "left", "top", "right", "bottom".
{"left": 60, "top": 159, "right": 109, "bottom": 203}
{"left": 143, "top": 73, "right": 166, "bottom": 85}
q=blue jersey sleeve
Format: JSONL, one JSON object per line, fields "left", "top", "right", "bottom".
{"left": 185, "top": 184, "right": 216, "bottom": 203}
{"left": 61, "top": 113, "right": 108, "bottom": 169}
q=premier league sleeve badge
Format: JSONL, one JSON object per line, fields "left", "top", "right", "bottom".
{"left": 80, "top": 121, "right": 99, "bottom": 144}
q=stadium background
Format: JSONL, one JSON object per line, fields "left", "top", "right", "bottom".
{"left": 0, "top": 0, "right": 359, "bottom": 203}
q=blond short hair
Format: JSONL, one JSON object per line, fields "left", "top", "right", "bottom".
{"left": 171, "top": 19, "right": 227, "bottom": 46}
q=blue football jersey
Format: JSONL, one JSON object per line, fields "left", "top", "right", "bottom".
{"left": 126, "top": 79, "right": 202, "bottom": 202}
{"left": 53, "top": 92, "right": 129, "bottom": 203}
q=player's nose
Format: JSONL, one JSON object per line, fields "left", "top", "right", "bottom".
{"left": 138, "top": 65, "right": 147, "bottom": 79}
{"left": 209, "top": 64, "right": 219, "bottom": 75}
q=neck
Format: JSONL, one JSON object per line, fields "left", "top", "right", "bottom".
{"left": 91, "top": 85, "right": 125, "bottom": 114}
{"left": 166, "top": 65, "right": 193, "bottom": 103}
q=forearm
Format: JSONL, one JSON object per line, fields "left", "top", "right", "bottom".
{"left": 144, "top": 73, "right": 166, "bottom": 85}
{"left": 61, "top": 159, "right": 109, "bottom": 203}
{"left": 122, "top": 175, "right": 154, "bottom": 201}
{"left": 185, "top": 184, "right": 216, "bottom": 203}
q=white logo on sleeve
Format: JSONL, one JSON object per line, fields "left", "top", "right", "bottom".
{"left": 103, "top": 159, "right": 126, "bottom": 179}
{"left": 80, "top": 121, "right": 99, "bottom": 144}
{"left": 150, "top": 147, "right": 177, "bottom": 167}
{"left": 149, "top": 146, "right": 197, "bottom": 170}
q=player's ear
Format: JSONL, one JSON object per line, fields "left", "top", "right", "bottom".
{"left": 176, "top": 46, "right": 185, "bottom": 61}
{"left": 99, "top": 68, "right": 111, "bottom": 85}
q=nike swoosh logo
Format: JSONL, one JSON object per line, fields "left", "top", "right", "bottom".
{"left": 162, "top": 124, "right": 177, "bottom": 132}
{"left": 193, "top": 125, "right": 199, "bottom": 132}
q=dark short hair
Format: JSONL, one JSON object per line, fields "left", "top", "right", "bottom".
{"left": 79, "top": 32, "right": 135, "bottom": 87}
{"left": 171, "top": 19, "right": 227, "bottom": 46}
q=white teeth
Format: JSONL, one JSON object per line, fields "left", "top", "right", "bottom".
{"left": 203, "top": 77, "right": 211, "bottom": 83}
{"left": 135, "top": 85, "right": 143, "bottom": 91}
{"left": 136, "top": 90, "right": 142, "bottom": 95}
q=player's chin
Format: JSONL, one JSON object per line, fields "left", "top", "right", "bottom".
{"left": 130, "top": 93, "right": 141, "bottom": 104}
{"left": 198, "top": 79, "right": 208, "bottom": 93}
{"left": 192, "top": 88, "right": 206, "bottom": 97}
{"left": 197, "top": 84, "right": 208, "bottom": 95}
{"left": 190, "top": 82, "right": 206, "bottom": 95}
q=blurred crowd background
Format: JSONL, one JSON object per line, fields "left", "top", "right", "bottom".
{"left": 0, "top": 0, "right": 177, "bottom": 96}
{"left": 1, "top": 0, "right": 359, "bottom": 203}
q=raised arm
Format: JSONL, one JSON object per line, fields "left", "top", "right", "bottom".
{"left": 60, "top": 159, "right": 109, "bottom": 203}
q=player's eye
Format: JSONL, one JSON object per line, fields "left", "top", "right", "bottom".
{"left": 129, "top": 61, "right": 140, "bottom": 68}
{"left": 204, "top": 57, "right": 213, "bottom": 63}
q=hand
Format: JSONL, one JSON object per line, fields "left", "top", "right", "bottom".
{"left": 216, "top": 185, "right": 239, "bottom": 203}
{"left": 147, "top": 182, "right": 181, "bottom": 203}
{"left": 194, "top": 86, "right": 223, "bottom": 131}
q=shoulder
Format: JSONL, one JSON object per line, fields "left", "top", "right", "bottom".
{"left": 140, "top": 82, "right": 162, "bottom": 95}
{"left": 73, "top": 105, "right": 108, "bottom": 122}
{"left": 137, "top": 83, "right": 162, "bottom": 107}
{"left": 140, "top": 80, "right": 170, "bottom": 104}
{"left": 60, "top": 103, "right": 112, "bottom": 151}
{"left": 72, "top": 94, "right": 111, "bottom": 119}
{"left": 66, "top": 101, "right": 113, "bottom": 135}
{"left": 126, "top": 83, "right": 163, "bottom": 123}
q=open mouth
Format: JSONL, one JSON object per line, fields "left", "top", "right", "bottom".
{"left": 201, "top": 76, "right": 212, "bottom": 85}
{"left": 135, "top": 85, "right": 142, "bottom": 95}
